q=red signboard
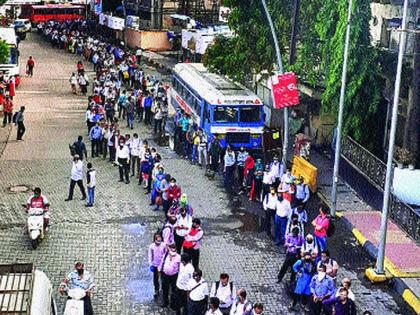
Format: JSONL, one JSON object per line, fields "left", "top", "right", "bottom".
{"left": 270, "top": 72, "right": 300, "bottom": 109}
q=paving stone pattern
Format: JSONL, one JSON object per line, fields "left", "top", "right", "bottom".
{"left": 0, "top": 33, "right": 412, "bottom": 315}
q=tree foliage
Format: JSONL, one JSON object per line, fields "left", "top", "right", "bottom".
{"left": 0, "top": 40, "right": 9, "bottom": 64}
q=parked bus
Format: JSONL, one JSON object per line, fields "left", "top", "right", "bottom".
{"left": 167, "top": 63, "right": 264, "bottom": 151}
{"left": 0, "top": 27, "right": 19, "bottom": 80}
{"left": 20, "top": 4, "right": 85, "bottom": 24}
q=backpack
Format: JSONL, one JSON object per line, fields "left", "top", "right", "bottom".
{"left": 69, "top": 143, "right": 76, "bottom": 156}
{"left": 12, "top": 111, "right": 19, "bottom": 123}
{"left": 156, "top": 224, "right": 173, "bottom": 239}
{"left": 214, "top": 281, "right": 234, "bottom": 296}
{"left": 326, "top": 215, "right": 335, "bottom": 237}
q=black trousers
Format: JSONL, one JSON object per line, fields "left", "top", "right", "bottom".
{"left": 174, "top": 233, "right": 184, "bottom": 253}
{"left": 153, "top": 267, "right": 160, "bottom": 293}
{"left": 118, "top": 158, "right": 129, "bottom": 182}
{"left": 309, "top": 299, "right": 324, "bottom": 315}
{"left": 109, "top": 146, "right": 115, "bottom": 162}
{"left": 187, "top": 298, "right": 207, "bottom": 315}
{"left": 144, "top": 107, "right": 152, "bottom": 125}
{"left": 161, "top": 273, "right": 177, "bottom": 307}
{"left": 265, "top": 208, "right": 275, "bottom": 237}
{"left": 277, "top": 252, "right": 298, "bottom": 282}
{"left": 17, "top": 121, "right": 25, "bottom": 140}
{"left": 91, "top": 139, "right": 101, "bottom": 157}
{"left": 68, "top": 179, "right": 86, "bottom": 200}
{"left": 3, "top": 112, "right": 12, "bottom": 125}
{"left": 183, "top": 248, "right": 200, "bottom": 270}
{"left": 102, "top": 139, "right": 108, "bottom": 158}
{"left": 175, "top": 288, "right": 188, "bottom": 315}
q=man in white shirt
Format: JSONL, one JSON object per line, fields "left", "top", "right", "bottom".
{"left": 274, "top": 193, "right": 292, "bottom": 245}
{"left": 206, "top": 297, "right": 223, "bottom": 315}
{"left": 174, "top": 208, "right": 192, "bottom": 253}
{"left": 115, "top": 140, "right": 130, "bottom": 184}
{"left": 230, "top": 289, "right": 253, "bottom": 315}
{"left": 176, "top": 254, "right": 195, "bottom": 315}
{"left": 130, "top": 133, "right": 141, "bottom": 177}
{"left": 210, "top": 273, "right": 236, "bottom": 315}
{"left": 262, "top": 187, "right": 279, "bottom": 238}
{"left": 187, "top": 269, "right": 209, "bottom": 315}
{"left": 65, "top": 155, "right": 87, "bottom": 201}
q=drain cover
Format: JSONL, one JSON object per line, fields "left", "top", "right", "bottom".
{"left": 9, "top": 185, "right": 30, "bottom": 193}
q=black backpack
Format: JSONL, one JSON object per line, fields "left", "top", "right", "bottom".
{"left": 326, "top": 215, "right": 335, "bottom": 237}
{"left": 12, "top": 112, "right": 19, "bottom": 123}
{"left": 214, "top": 281, "right": 234, "bottom": 296}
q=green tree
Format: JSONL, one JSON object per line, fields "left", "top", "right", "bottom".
{"left": 316, "top": 0, "right": 382, "bottom": 149}
{"left": 0, "top": 40, "right": 9, "bottom": 64}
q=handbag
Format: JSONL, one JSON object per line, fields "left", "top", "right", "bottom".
{"left": 155, "top": 195, "right": 162, "bottom": 206}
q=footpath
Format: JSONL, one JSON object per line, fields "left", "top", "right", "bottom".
{"left": 312, "top": 150, "right": 420, "bottom": 314}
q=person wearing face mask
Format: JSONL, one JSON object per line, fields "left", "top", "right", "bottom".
{"left": 268, "top": 156, "right": 284, "bottom": 188}
{"left": 285, "top": 213, "right": 305, "bottom": 238}
{"left": 210, "top": 273, "right": 236, "bottom": 315}
{"left": 262, "top": 187, "right": 280, "bottom": 239}
{"left": 115, "top": 139, "right": 130, "bottom": 184}
{"left": 159, "top": 244, "right": 181, "bottom": 308}
{"left": 176, "top": 254, "right": 195, "bottom": 315}
{"left": 323, "top": 288, "right": 356, "bottom": 315}
{"left": 290, "top": 205, "right": 308, "bottom": 225}
{"left": 59, "top": 262, "right": 95, "bottom": 315}
{"left": 316, "top": 250, "right": 338, "bottom": 281}
{"left": 322, "top": 278, "right": 355, "bottom": 315}
{"left": 236, "top": 146, "right": 249, "bottom": 193}
{"left": 65, "top": 154, "right": 87, "bottom": 201}
{"left": 274, "top": 193, "right": 291, "bottom": 246}
{"left": 223, "top": 146, "right": 236, "bottom": 191}
{"left": 162, "top": 216, "right": 177, "bottom": 247}
{"left": 301, "top": 234, "right": 319, "bottom": 258}
{"left": 148, "top": 234, "right": 167, "bottom": 299}
{"left": 151, "top": 165, "right": 165, "bottom": 207}
{"left": 290, "top": 253, "right": 316, "bottom": 311}
{"left": 183, "top": 218, "right": 204, "bottom": 270}
{"left": 175, "top": 208, "right": 192, "bottom": 253}
{"left": 167, "top": 177, "right": 182, "bottom": 213}
{"left": 277, "top": 227, "right": 304, "bottom": 284}
{"left": 187, "top": 269, "right": 209, "bottom": 315}
{"left": 309, "top": 264, "right": 336, "bottom": 315}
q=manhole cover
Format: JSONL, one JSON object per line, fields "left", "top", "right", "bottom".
{"left": 9, "top": 185, "right": 30, "bottom": 193}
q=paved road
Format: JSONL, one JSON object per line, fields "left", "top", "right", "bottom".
{"left": 0, "top": 33, "right": 413, "bottom": 315}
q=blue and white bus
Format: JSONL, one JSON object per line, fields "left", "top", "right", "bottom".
{"left": 167, "top": 63, "right": 265, "bottom": 151}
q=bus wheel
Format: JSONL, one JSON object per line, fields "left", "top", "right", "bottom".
{"left": 169, "top": 136, "right": 175, "bottom": 151}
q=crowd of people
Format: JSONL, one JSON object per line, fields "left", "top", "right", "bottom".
{"left": 36, "top": 19, "right": 368, "bottom": 315}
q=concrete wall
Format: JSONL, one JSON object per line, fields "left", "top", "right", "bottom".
{"left": 124, "top": 28, "right": 171, "bottom": 51}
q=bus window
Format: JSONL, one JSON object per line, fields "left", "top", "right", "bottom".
{"left": 239, "top": 106, "right": 261, "bottom": 123}
{"left": 214, "top": 106, "right": 238, "bottom": 123}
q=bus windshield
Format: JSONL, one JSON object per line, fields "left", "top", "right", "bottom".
{"left": 240, "top": 106, "right": 261, "bottom": 123}
{"left": 214, "top": 106, "right": 238, "bottom": 123}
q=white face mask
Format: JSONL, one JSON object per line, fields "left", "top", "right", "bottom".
{"left": 317, "top": 272, "right": 326, "bottom": 281}
{"left": 169, "top": 250, "right": 177, "bottom": 256}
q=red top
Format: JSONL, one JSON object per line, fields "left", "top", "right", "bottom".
{"left": 3, "top": 99, "right": 13, "bottom": 113}
{"left": 167, "top": 185, "right": 181, "bottom": 201}
{"left": 27, "top": 59, "right": 35, "bottom": 67}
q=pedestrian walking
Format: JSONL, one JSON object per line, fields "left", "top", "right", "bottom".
{"left": 65, "top": 154, "right": 87, "bottom": 201}
{"left": 160, "top": 244, "right": 181, "bottom": 309}
{"left": 175, "top": 253, "right": 194, "bottom": 315}
{"left": 26, "top": 56, "right": 35, "bottom": 77}
{"left": 71, "top": 135, "right": 88, "bottom": 161}
{"left": 86, "top": 162, "right": 96, "bottom": 207}
{"left": 148, "top": 234, "right": 167, "bottom": 299}
{"left": 69, "top": 72, "right": 78, "bottom": 94}
{"left": 2, "top": 96, "right": 13, "bottom": 127}
{"left": 182, "top": 218, "right": 203, "bottom": 270}
{"left": 78, "top": 71, "right": 89, "bottom": 95}
{"left": 187, "top": 269, "right": 208, "bottom": 315}
{"left": 209, "top": 273, "right": 236, "bottom": 315}
{"left": 14, "top": 106, "right": 25, "bottom": 141}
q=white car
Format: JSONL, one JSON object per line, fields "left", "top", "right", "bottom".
{"left": 14, "top": 19, "right": 31, "bottom": 32}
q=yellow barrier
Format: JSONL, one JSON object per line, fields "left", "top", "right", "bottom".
{"left": 291, "top": 156, "right": 318, "bottom": 192}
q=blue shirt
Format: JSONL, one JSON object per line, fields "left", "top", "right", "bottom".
{"left": 89, "top": 126, "right": 102, "bottom": 140}
{"left": 296, "top": 183, "right": 310, "bottom": 202}
{"left": 143, "top": 97, "right": 153, "bottom": 108}
{"left": 65, "top": 270, "right": 95, "bottom": 291}
{"left": 310, "top": 275, "right": 335, "bottom": 298}
{"left": 236, "top": 151, "right": 249, "bottom": 167}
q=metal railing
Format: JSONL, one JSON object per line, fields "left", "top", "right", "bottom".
{"left": 341, "top": 136, "right": 419, "bottom": 242}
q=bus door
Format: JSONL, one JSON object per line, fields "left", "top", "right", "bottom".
{"left": 201, "top": 101, "right": 211, "bottom": 135}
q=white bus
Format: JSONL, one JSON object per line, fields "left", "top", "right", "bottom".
{"left": 0, "top": 28, "right": 20, "bottom": 80}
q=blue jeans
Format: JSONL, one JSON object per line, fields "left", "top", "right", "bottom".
{"left": 274, "top": 215, "right": 288, "bottom": 244}
{"left": 127, "top": 112, "right": 134, "bottom": 129}
{"left": 191, "top": 144, "right": 198, "bottom": 162}
{"left": 315, "top": 235, "right": 327, "bottom": 252}
{"left": 87, "top": 187, "right": 95, "bottom": 205}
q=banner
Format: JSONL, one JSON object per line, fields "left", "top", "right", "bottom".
{"left": 270, "top": 72, "right": 300, "bottom": 109}
{"left": 219, "top": 6, "right": 231, "bottom": 23}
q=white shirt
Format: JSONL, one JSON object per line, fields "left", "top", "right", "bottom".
{"left": 176, "top": 263, "right": 194, "bottom": 291}
{"left": 115, "top": 145, "right": 130, "bottom": 161}
{"left": 276, "top": 199, "right": 291, "bottom": 217}
{"left": 206, "top": 309, "right": 223, "bottom": 315}
{"left": 230, "top": 300, "right": 253, "bottom": 315}
{"left": 188, "top": 278, "right": 209, "bottom": 301}
{"left": 87, "top": 169, "right": 96, "bottom": 188}
{"left": 71, "top": 160, "right": 84, "bottom": 181}
{"left": 130, "top": 138, "right": 141, "bottom": 156}
{"left": 263, "top": 194, "right": 280, "bottom": 211}
{"left": 262, "top": 172, "right": 275, "bottom": 185}
{"left": 210, "top": 281, "right": 236, "bottom": 309}
{"left": 175, "top": 214, "right": 192, "bottom": 237}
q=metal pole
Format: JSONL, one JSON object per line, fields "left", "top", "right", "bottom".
{"left": 260, "top": 0, "right": 288, "bottom": 167}
{"left": 376, "top": 0, "right": 409, "bottom": 274}
{"left": 330, "top": 0, "right": 353, "bottom": 216}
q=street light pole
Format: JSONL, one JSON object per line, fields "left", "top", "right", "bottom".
{"left": 330, "top": 0, "right": 353, "bottom": 216}
{"left": 260, "top": 0, "right": 288, "bottom": 167}
{"left": 376, "top": 0, "right": 409, "bottom": 274}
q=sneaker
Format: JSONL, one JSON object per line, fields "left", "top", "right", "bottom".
{"left": 64, "top": 198, "right": 72, "bottom": 201}
{"left": 81, "top": 197, "right": 86, "bottom": 201}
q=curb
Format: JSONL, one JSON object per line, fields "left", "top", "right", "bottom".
{"left": 317, "top": 190, "right": 420, "bottom": 315}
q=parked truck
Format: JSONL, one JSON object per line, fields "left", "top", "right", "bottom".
{"left": 0, "top": 263, "right": 57, "bottom": 314}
